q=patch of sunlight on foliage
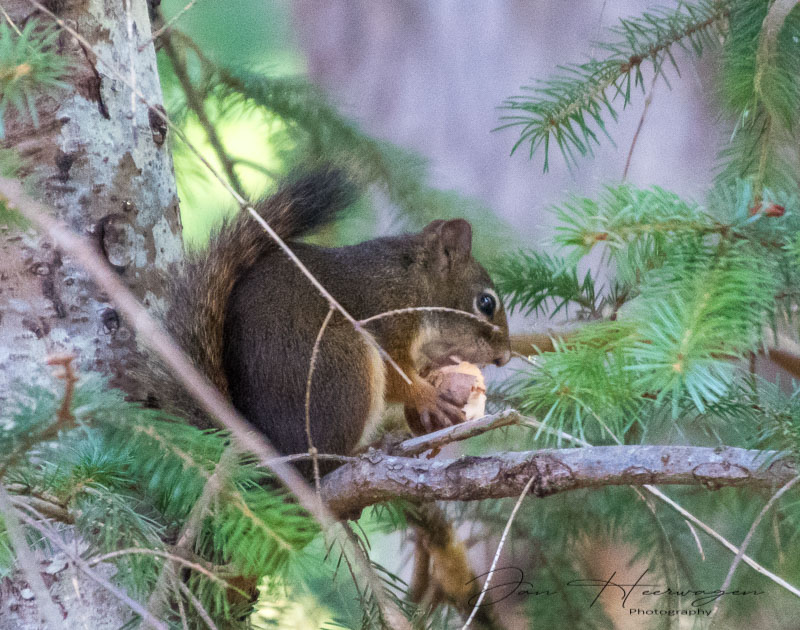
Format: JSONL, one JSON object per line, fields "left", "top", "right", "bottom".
{"left": 175, "top": 98, "right": 287, "bottom": 249}
{"left": 162, "top": 0, "right": 303, "bottom": 249}
{"left": 252, "top": 576, "right": 334, "bottom": 630}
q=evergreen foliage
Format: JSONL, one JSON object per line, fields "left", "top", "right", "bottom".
{"left": 4, "top": 0, "right": 800, "bottom": 628}
{"left": 498, "top": 0, "right": 728, "bottom": 170}
{"left": 720, "top": 0, "right": 800, "bottom": 191}
{"left": 0, "top": 19, "right": 70, "bottom": 138}
{"left": 485, "top": 2, "right": 800, "bottom": 625}
{"left": 1, "top": 372, "right": 317, "bottom": 624}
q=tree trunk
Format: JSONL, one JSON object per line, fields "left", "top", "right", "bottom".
{"left": 0, "top": 0, "right": 182, "bottom": 400}
{"left": 0, "top": 1, "right": 180, "bottom": 627}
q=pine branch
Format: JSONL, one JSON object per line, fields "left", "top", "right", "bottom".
{"left": 320, "top": 445, "right": 797, "bottom": 516}
{"left": 161, "top": 32, "right": 245, "bottom": 197}
{"left": 493, "top": 251, "right": 598, "bottom": 318}
{"left": 516, "top": 321, "right": 645, "bottom": 442}
{"left": 0, "top": 18, "right": 71, "bottom": 137}
{"left": 146, "top": 447, "right": 237, "bottom": 625}
{"left": 719, "top": 0, "right": 800, "bottom": 193}
{"left": 498, "top": 0, "right": 729, "bottom": 170}
{"left": 627, "top": 240, "right": 778, "bottom": 415}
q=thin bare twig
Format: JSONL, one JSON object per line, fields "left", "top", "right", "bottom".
{"left": 233, "top": 155, "right": 280, "bottom": 179}
{"left": 710, "top": 475, "right": 800, "bottom": 619}
{"left": 0, "top": 4, "right": 23, "bottom": 36}
{"left": 0, "top": 354, "right": 79, "bottom": 480}
{"left": 12, "top": 501, "right": 169, "bottom": 630}
{"left": 139, "top": 0, "right": 203, "bottom": 52}
{"left": 622, "top": 73, "right": 657, "bottom": 180}
{"left": 461, "top": 474, "right": 537, "bottom": 630}
{"left": 359, "top": 306, "right": 499, "bottom": 332}
{"left": 88, "top": 548, "right": 242, "bottom": 596}
{"left": 306, "top": 306, "right": 335, "bottom": 496}
{"left": 173, "top": 579, "right": 191, "bottom": 630}
{"left": 0, "top": 486, "right": 64, "bottom": 629}
{"left": 395, "top": 409, "right": 521, "bottom": 457}
{"left": 161, "top": 33, "right": 244, "bottom": 196}
{"left": 9, "top": 494, "right": 71, "bottom": 522}
{"left": 173, "top": 577, "right": 219, "bottom": 630}
{"left": 47, "top": 354, "right": 78, "bottom": 425}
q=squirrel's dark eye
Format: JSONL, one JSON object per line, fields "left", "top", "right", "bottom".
{"left": 475, "top": 292, "right": 497, "bottom": 318}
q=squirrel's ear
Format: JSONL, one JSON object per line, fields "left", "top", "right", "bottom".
{"left": 422, "top": 219, "right": 472, "bottom": 271}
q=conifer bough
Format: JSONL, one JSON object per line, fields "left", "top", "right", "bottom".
{"left": 498, "top": 0, "right": 729, "bottom": 170}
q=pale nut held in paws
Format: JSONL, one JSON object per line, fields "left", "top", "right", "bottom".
{"left": 426, "top": 359, "right": 486, "bottom": 421}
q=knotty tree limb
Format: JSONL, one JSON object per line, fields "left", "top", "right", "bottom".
{"left": 320, "top": 445, "right": 797, "bottom": 516}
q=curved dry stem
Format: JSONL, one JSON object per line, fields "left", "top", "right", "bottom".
{"left": 306, "top": 306, "right": 335, "bottom": 495}
{"left": 359, "top": 306, "right": 499, "bottom": 333}
{"left": 461, "top": 474, "right": 537, "bottom": 630}
{"left": 0, "top": 486, "right": 64, "bottom": 630}
{"left": 710, "top": 474, "right": 800, "bottom": 619}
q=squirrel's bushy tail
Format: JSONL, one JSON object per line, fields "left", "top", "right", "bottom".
{"left": 146, "top": 167, "right": 355, "bottom": 421}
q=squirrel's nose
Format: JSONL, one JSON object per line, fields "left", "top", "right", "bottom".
{"left": 493, "top": 348, "right": 511, "bottom": 367}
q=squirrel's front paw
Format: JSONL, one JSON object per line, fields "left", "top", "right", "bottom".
{"left": 404, "top": 379, "right": 466, "bottom": 435}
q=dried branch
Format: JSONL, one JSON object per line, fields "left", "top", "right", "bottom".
{"left": 0, "top": 354, "right": 79, "bottom": 479}
{"left": 394, "top": 409, "right": 521, "bottom": 457}
{"left": 306, "top": 306, "right": 335, "bottom": 495}
{"left": 0, "top": 486, "right": 64, "bottom": 629}
{"left": 493, "top": 415, "right": 800, "bottom": 600}
{"left": 88, "top": 548, "right": 240, "bottom": 592}
{"left": 320, "top": 445, "right": 797, "bottom": 516}
{"left": 8, "top": 492, "right": 72, "bottom": 523}
{"left": 173, "top": 578, "right": 219, "bottom": 630}
{"left": 710, "top": 474, "right": 800, "bottom": 618}
{"left": 47, "top": 354, "right": 78, "bottom": 425}
{"left": 161, "top": 33, "right": 244, "bottom": 196}
{"left": 140, "top": 0, "right": 203, "bottom": 51}
{"left": 11, "top": 498, "right": 170, "bottom": 629}
{"left": 622, "top": 73, "right": 658, "bottom": 179}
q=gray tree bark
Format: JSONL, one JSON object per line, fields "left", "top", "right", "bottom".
{"left": 0, "top": 0, "right": 182, "bottom": 400}
{"left": 0, "top": 1, "right": 180, "bottom": 627}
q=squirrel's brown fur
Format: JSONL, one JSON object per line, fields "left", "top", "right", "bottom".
{"left": 140, "top": 167, "right": 510, "bottom": 625}
{"left": 144, "top": 166, "right": 510, "bottom": 477}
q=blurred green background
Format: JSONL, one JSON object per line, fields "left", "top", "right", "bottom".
{"left": 159, "top": 0, "right": 301, "bottom": 247}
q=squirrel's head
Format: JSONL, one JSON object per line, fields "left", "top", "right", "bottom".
{"left": 414, "top": 219, "right": 511, "bottom": 368}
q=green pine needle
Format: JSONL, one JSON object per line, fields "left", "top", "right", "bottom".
{"left": 718, "top": 0, "right": 800, "bottom": 193}
{"left": 493, "top": 250, "right": 598, "bottom": 318}
{"left": 498, "top": 0, "right": 728, "bottom": 171}
{"left": 0, "top": 19, "right": 72, "bottom": 138}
